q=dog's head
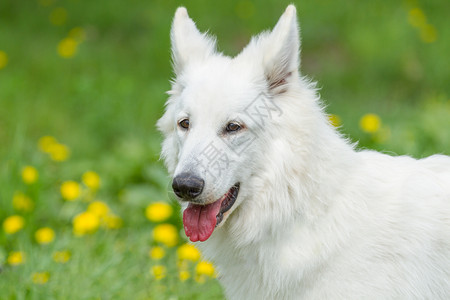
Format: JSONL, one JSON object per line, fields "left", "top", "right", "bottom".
{"left": 158, "top": 6, "right": 301, "bottom": 242}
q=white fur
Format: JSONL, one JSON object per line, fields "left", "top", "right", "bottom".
{"left": 158, "top": 5, "right": 450, "bottom": 299}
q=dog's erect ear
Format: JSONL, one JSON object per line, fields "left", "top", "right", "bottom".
{"left": 263, "top": 5, "right": 300, "bottom": 93}
{"left": 171, "top": 7, "right": 216, "bottom": 75}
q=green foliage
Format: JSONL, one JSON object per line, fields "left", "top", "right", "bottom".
{"left": 0, "top": 0, "right": 448, "bottom": 299}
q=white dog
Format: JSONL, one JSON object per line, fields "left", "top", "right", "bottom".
{"left": 158, "top": 5, "right": 450, "bottom": 299}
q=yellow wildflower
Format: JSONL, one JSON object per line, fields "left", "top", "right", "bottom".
{"left": 195, "top": 275, "right": 206, "bottom": 284}
{"left": 0, "top": 50, "right": 8, "bottom": 70}
{"left": 38, "top": 136, "right": 70, "bottom": 161}
{"left": 61, "top": 181, "right": 81, "bottom": 201}
{"left": 196, "top": 261, "right": 216, "bottom": 277}
{"left": 195, "top": 261, "right": 216, "bottom": 283}
{"left": 3, "top": 215, "right": 25, "bottom": 234}
{"left": 179, "top": 270, "right": 190, "bottom": 282}
{"left": 328, "top": 114, "right": 342, "bottom": 127}
{"left": 177, "top": 243, "right": 201, "bottom": 262}
{"left": 35, "top": 227, "right": 55, "bottom": 244}
{"left": 82, "top": 171, "right": 101, "bottom": 190}
{"left": 22, "top": 166, "right": 38, "bottom": 184}
{"left": 374, "top": 126, "right": 391, "bottom": 144}
{"left": 104, "top": 214, "right": 123, "bottom": 229}
{"left": 69, "top": 27, "right": 86, "bottom": 43}
{"left": 408, "top": 8, "right": 427, "bottom": 28}
{"left": 47, "top": 143, "right": 70, "bottom": 161}
{"left": 88, "top": 201, "right": 109, "bottom": 218}
{"left": 177, "top": 259, "right": 189, "bottom": 271}
{"left": 57, "top": 38, "right": 78, "bottom": 58}
{"left": 73, "top": 211, "right": 100, "bottom": 236}
{"left": 152, "top": 223, "right": 178, "bottom": 247}
{"left": 12, "top": 192, "right": 34, "bottom": 212}
{"left": 7, "top": 251, "right": 25, "bottom": 266}
{"left": 32, "top": 272, "right": 50, "bottom": 284}
{"left": 38, "top": 135, "right": 58, "bottom": 153}
{"left": 49, "top": 7, "right": 67, "bottom": 26}
{"left": 151, "top": 265, "right": 166, "bottom": 280}
{"left": 359, "top": 113, "right": 381, "bottom": 133}
{"left": 145, "top": 202, "right": 173, "bottom": 222}
{"left": 420, "top": 24, "right": 437, "bottom": 43}
{"left": 52, "top": 250, "right": 71, "bottom": 263}
{"left": 149, "top": 246, "right": 165, "bottom": 260}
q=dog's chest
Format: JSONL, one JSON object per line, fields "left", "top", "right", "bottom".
{"left": 204, "top": 237, "right": 308, "bottom": 300}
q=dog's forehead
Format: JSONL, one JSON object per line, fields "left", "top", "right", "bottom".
{"left": 180, "top": 58, "right": 262, "bottom": 112}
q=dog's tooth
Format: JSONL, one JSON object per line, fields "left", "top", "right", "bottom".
{"left": 216, "top": 213, "right": 223, "bottom": 227}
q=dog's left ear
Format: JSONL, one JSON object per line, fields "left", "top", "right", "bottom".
{"left": 171, "top": 7, "right": 216, "bottom": 75}
{"left": 263, "top": 5, "right": 300, "bottom": 93}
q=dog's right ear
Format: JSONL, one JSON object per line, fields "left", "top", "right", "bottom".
{"left": 171, "top": 7, "right": 216, "bottom": 75}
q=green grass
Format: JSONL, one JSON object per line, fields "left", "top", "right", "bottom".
{"left": 0, "top": 0, "right": 448, "bottom": 299}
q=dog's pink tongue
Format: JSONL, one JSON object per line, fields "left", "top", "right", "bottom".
{"left": 183, "top": 200, "right": 222, "bottom": 242}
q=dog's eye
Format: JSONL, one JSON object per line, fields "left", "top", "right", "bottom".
{"left": 226, "top": 122, "right": 241, "bottom": 132}
{"left": 178, "top": 118, "right": 190, "bottom": 130}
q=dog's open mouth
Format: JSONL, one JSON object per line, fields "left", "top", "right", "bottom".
{"left": 183, "top": 183, "right": 240, "bottom": 242}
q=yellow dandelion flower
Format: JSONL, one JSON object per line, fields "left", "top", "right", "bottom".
{"left": 12, "top": 192, "right": 34, "bottom": 212}
{"left": 420, "top": 24, "right": 437, "bottom": 43}
{"left": 104, "top": 214, "right": 123, "bottom": 229}
{"left": 195, "top": 274, "right": 206, "bottom": 284}
{"left": 49, "top": 7, "right": 67, "bottom": 26}
{"left": 373, "top": 125, "right": 391, "bottom": 144}
{"left": 88, "top": 201, "right": 109, "bottom": 217}
{"left": 152, "top": 223, "right": 178, "bottom": 247}
{"left": 177, "top": 243, "right": 201, "bottom": 262}
{"left": 179, "top": 270, "right": 190, "bottom": 282}
{"left": 151, "top": 265, "right": 166, "bottom": 280}
{"left": 328, "top": 114, "right": 342, "bottom": 127}
{"left": 35, "top": 227, "right": 55, "bottom": 245}
{"left": 177, "top": 259, "right": 189, "bottom": 271}
{"left": 145, "top": 202, "right": 173, "bottom": 222}
{"left": 82, "top": 171, "right": 101, "bottom": 190}
{"left": 38, "top": 135, "right": 58, "bottom": 153}
{"left": 408, "top": 8, "right": 427, "bottom": 28}
{"left": 7, "top": 251, "right": 25, "bottom": 266}
{"left": 359, "top": 113, "right": 381, "bottom": 133}
{"left": 195, "top": 261, "right": 216, "bottom": 277}
{"left": 3, "top": 215, "right": 25, "bottom": 234}
{"left": 69, "top": 27, "right": 86, "bottom": 43}
{"left": 57, "top": 38, "right": 78, "bottom": 58}
{"left": 149, "top": 246, "right": 165, "bottom": 260}
{"left": 61, "top": 181, "right": 81, "bottom": 201}
{"left": 73, "top": 211, "right": 100, "bottom": 236}
{"left": 32, "top": 272, "right": 50, "bottom": 284}
{"left": 47, "top": 143, "right": 70, "bottom": 161}
{"left": 0, "top": 50, "right": 8, "bottom": 70}
{"left": 52, "top": 250, "right": 71, "bottom": 263}
{"left": 22, "top": 166, "right": 38, "bottom": 184}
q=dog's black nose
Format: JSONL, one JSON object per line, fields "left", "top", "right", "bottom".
{"left": 172, "top": 173, "right": 204, "bottom": 200}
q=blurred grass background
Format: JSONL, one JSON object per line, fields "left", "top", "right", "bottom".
{"left": 0, "top": 0, "right": 448, "bottom": 299}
